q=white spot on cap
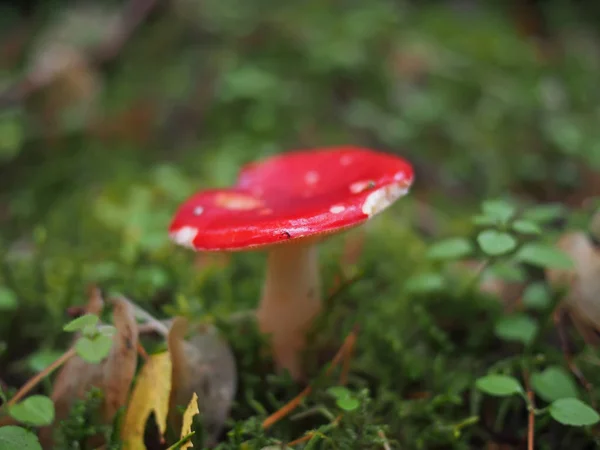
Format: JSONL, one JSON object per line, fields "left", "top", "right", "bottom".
{"left": 340, "top": 155, "right": 353, "bottom": 166}
{"left": 215, "top": 192, "right": 263, "bottom": 210}
{"left": 394, "top": 171, "right": 406, "bottom": 182}
{"left": 305, "top": 170, "right": 319, "bottom": 185}
{"left": 361, "top": 182, "right": 409, "bottom": 217}
{"left": 350, "top": 180, "right": 376, "bottom": 194}
{"left": 329, "top": 205, "right": 345, "bottom": 214}
{"left": 193, "top": 206, "right": 204, "bottom": 216}
{"left": 170, "top": 226, "right": 198, "bottom": 249}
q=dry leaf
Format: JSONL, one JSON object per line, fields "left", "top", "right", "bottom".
{"left": 121, "top": 351, "right": 172, "bottom": 450}
{"left": 546, "top": 231, "right": 600, "bottom": 344}
{"left": 40, "top": 293, "right": 138, "bottom": 448}
{"left": 168, "top": 317, "right": 237, "bottom": 448}
{"left": 179, "top": 392, "right": 200, "bottom": 449}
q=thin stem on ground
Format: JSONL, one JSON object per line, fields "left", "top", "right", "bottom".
{"left": 261, "top": 324, "right": 359, "bottom": 430}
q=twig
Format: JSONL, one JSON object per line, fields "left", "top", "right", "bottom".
{"left": 285, "top": 415, "right": 342, "bottom": 447}
{"left": 8, "top": 347, "right": 76, "bottom": 406}
{"left": 0, "top": 0, "right": 162, "bottom": 109}
{"left": 136, "top": 342, "right": 149, "bottom": 361}
{"left": 522, "top": 369, "right": 535, "bottom": 450}
{"left": 378, "top": 430, "right": 391, "bottom": 450}
{"left": 262, "top": 325, "right": 359, "bottom": 429}
{"left": 119, "top": 295, "right": 170, "bottom": 337}
{"left": 527, "top": 388, "right": 535, "bottom": 450}
{"left": 93, "top": 0, "right": 162, "bottom": 63}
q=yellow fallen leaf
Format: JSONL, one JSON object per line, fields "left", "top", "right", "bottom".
{"left": 179, "top": 392, "right": 199, "bottom": 449}
{"left": 121, "top": 352, "right": 172, "bottom": 450}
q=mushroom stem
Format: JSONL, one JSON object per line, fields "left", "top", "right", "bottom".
{"left": 257, "top": 242, "right": 321, "bottom": 380}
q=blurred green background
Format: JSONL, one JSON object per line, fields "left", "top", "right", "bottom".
{"left": 1, "top": 0, "right": 600, "bottom": 448}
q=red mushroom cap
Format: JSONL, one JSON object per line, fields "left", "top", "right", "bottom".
{"left": 169, "top": 147, "right": 414, "bottom": 251}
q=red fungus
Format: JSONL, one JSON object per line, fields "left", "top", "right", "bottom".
{"left": 169, "top": 147, "right": 414, "bottom": 380}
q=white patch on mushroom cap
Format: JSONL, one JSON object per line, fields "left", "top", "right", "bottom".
{"left": 350, "top": 180, "right": 375, "bottom": 194}
{"left": 361, "top": 183, "right": 409, "bottom": 217}
{"left": 215, "top": 192, "right": 263, "bottom": 210}
{"left": 304, "top": 170, "right": 319, "bottom": 185}
{"left": 193, "top": 206, "right": 204, "bottom": 216}
{"left": 394, "top": 171, "right": 406, "bottom": 182}
{"left": 170, "top": 226, "right": 199, "bottom": 249}
{"left": 329, "top": 205, "right": 345, "bottom": 214}
{"left": 340, "top": 155, "right": 353, "bottom": 166}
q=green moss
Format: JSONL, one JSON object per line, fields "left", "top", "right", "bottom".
{"left": 2, "top": 1, "right": 600, "bottom": 448}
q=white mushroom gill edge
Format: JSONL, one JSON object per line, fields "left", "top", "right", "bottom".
{"left": 170, "top": 226, "right": 199, "bottom": 249}
{"left": 361, "top": 182, "right": 410, "bottom": 217}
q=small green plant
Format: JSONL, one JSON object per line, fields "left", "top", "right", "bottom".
{"left": 0, "top": 314, "right": 116, "bottom": 450}
{"left": 63, "top": 313, "right": 115, "bottom": 364}
{"left": 476, "top": 373, "right": 599, "bottom": 427}
{"left": 0, "top": 385, "right": 51, "bottom": 450}
{"left": 327, "top": 386, "right": 361, "bottom": 412}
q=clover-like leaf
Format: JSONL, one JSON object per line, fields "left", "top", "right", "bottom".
{"left": 531, "top": 366, "right": 579, "bottom": 403}
{"left": 516, "top": 243, "right": 574, "bottom": 269}
{"left": 477, "top": 230, "right": 517, "bottom": 256}
{"left": 427, "top": 238, "right": 473, "bottom": 260}
{"left": 0, "top": 426, "right": 42, "bottom": 450}
{"left": 64, "top": 313, "right": 99, "bottom": 332}
{"left": 75, "top": 335, "right": 113, "bottom": 363}
{"left": 494, "top": 314, "right": 538, "bottom": 345}
{"left": 549, "top": 398, "right": 600, "bottom": 426}
{"left": 476, "top": 374, "right": 524, "bottom": 397}
{"left": 9, "top": 395, "right": 55, "bottom": 426}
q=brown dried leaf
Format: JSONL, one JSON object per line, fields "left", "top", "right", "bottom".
{"left": 546, "top": 231, "right": 600, "bottom": 344}
{"left": 121, "top": 351, "right": 172, "bottom": 450}
{"left": 40, "top": 294, "right": 138, "bottom": 448}
{"left": 168, "top": 317, "right": 237, "bottom": 448}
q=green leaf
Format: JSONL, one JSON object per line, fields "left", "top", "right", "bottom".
{"left": 336, "top": 396, "right": 360, "bottom": 411}
{"left": 516, "top": 243, "right": 574, "bottom": 269}
{"left": 522, "top": 204, "right": 565, "bottom": 224}
{"left": 512, "top": 220, "right": 541, "bottom": 235}
{"left": 477, "top": 230, "right": 517, "bottom": 256}
{"left": 522, "top": 283, "right": 551, "bottom": 310}
{"left": 327, "top": 386, "right": 351, "bottom": 399}
{"left": 0, "top": 286, "right": 18, "bottom": 311}
{"left": 475, "top": 374, "right": 524, "bottom": 397}
{"left": 472, "top": 215, "right": 497, "bottom": 226}
{"left": 27, "top": 350, "right": 63, "bottom": 373}
{"left": 9, "top": 395, "right": 55, "bottom": 426}
{"left": 531, "top": 366, "right": 579, "bottom": 403}
{"left": 494, "top": 314, "right": 538, "bottom": 345}
{"left": 405, "top": 273, "right": 445, "bottom": 294}
{"left": 75, "top": 335, "right": 113, "bottom": 363}
{"left": 0, "top": 426, "right": 42, "bottom": 450}
{"left": 549, "top": 398, "right": 600, "bottom": 426}
{"left": 63, "top": 313, "right": 99, "bottom": 332}
{"left": 426, "top": 238, "right": 473, "bottom": 261}
{"left": 488, "top": 262, "right": 527, "bottom": 282}
{"left": 482, "top": 199, "right": 515, "bottom": 223}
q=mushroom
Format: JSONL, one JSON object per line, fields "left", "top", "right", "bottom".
{"left": 168, "top": 147, "right": 414, "bottom": 380}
